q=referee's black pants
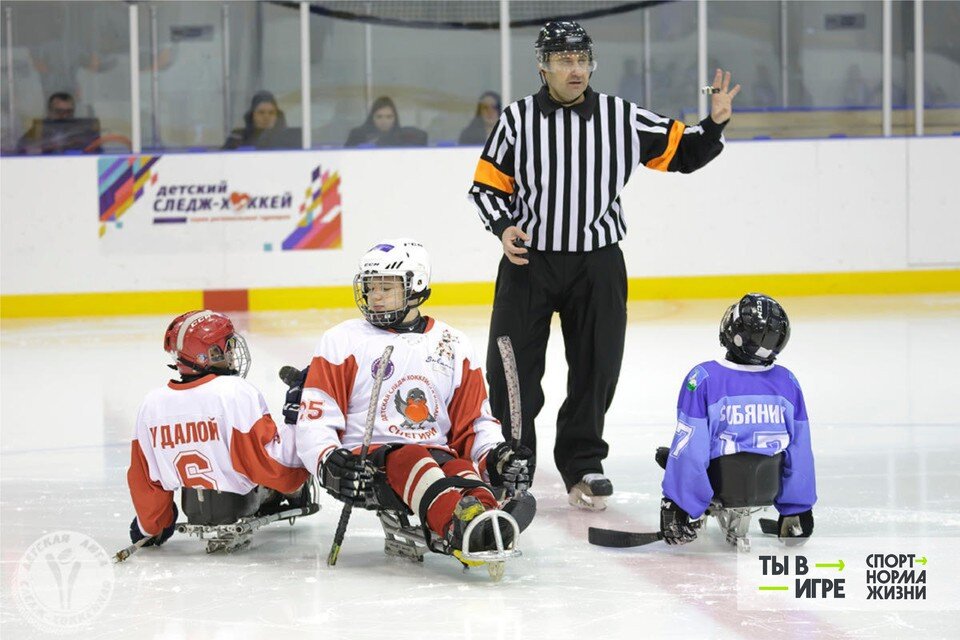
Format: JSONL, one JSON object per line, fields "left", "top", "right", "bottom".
{"left": 485, "top": 243, "right": 627, "bottom": 492}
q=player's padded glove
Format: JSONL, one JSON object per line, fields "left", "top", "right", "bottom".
{"left": 486, "top": 442, "right": 532, "bottom": 494}
{"left": 660, "top": 497, "right": 698, "bottom": 545}
{"left": 129, "top": 503, "right": 179, "bottom": 546}
{"left": 320, "top": 448, "right": 372, "bottom": 506}
{"left": 777, "top": 509, "right": 814, "bottom": 546}
{"left": 279, "top": 365, "right": 308, "bottom": 426}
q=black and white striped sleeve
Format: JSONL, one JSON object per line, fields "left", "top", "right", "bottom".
{"left": 634, "top": 107, "right": 727, "bottom": 174}
{"left": 468, "top": 110, "right": 517, "bottom": 239}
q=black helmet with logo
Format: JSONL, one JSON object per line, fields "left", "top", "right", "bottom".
{"left": 535, "top": 21, "right": 593, "bottom": 59}
{"left": 719, "top": 293, "right": 791, "bottom": 365}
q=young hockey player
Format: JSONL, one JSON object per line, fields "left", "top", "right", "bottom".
{"left": 127, "top": 310, "right": 311, "bottom": 549}
{"left": 660, "top": 293, "right": 816, "bottom": 544}
{"left": 293, "top": 238, "right": 533, "bottom": 563}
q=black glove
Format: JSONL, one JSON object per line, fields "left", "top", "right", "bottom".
{"left": 279, "top": 366, "right": 308, "bottom": 425}
{"left": 129, "top": 503, "right": 178, "bottom": 546}
{"left": 487, "top": 442, "right": 532, "bottom": 495}
{"left": 660, "top": 497, "right": 698, "bottom": 545}
{"left": 320, "top": 448, "right": 372, "bottom": 506}
{"left": 778, "top": 509, "right": 814, "bottom": 546}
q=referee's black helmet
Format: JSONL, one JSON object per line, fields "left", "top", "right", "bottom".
{"left": 535, "top": 21, "right": 593, "bottom": 58}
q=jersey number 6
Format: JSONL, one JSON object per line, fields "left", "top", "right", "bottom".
{"left": 174, "top": 450, "right": 219, "bottom": 490}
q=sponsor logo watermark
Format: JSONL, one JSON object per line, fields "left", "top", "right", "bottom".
{"left": 12, "top": 530, "right": 115, "bottom": 633}
{"left": 738, "top": 536, "right": 960, "bottom": 611}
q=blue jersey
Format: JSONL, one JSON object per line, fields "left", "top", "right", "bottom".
{"left": 661, "top": 359, "right": 817, "bottom": 518}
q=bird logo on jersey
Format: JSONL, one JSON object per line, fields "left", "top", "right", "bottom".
{"left": 394, "top": 388, "right": 436, "bottom": 429}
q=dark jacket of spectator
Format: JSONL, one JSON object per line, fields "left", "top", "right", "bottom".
{"left": 345, "top": 96, "right": 426, "bottom": 148}
{"left": 223, "top": 91, "right": 289, "bottom": 150}
{"left": 458, "top": 91, "right": 502, "bottom": 145}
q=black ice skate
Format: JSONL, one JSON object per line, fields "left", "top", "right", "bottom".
{"left": 568, "top": 473, "right": 614, "bottom": 511}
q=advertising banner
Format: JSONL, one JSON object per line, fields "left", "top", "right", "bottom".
{"left": 97, "top": 153, "right": 342, "bottom": 253}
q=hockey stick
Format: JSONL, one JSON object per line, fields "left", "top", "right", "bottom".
{"left": 759, "top": 517, "right": 803, "bottom": 538}
{"left": 113, "top": 535, "right": 154, "bottom": 563}
{"left": 588, "top": 527, "right": 663, "bottom": 548}
{"left": 588, "top": 518, "right": 704, "bottom": 548}
{"left": 327, "top": 344, "right": 394, "bottom": 566}
{"left": 759, "top": 518, "right": 779, "bottom": 535}
{"left": 278, "top": 365, "right": 306, "bottom": 387}
{"left": 495, "top": 336, "right": 522, "bottom": 447}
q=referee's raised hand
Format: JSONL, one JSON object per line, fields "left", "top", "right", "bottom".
{"left": 502, "top": 226, "right": 530, "bottom": 266}
{"left": 710, "top": 68, "right": 741, "bottom": 124}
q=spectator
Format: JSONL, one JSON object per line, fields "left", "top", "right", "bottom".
{"left": 46, "top": 92, "right": 76, "bottom": 120}
{"left": 223, "top": 91, "right": 291, "bottom": 150}
{"left": 345, "top": 96, "right": 427, "bottom": 148}
{"left": 458, "top": 91, "right": 502, "bottom": 145}
{"left": 17, "top": 92, "right": 100, "bottom": 155}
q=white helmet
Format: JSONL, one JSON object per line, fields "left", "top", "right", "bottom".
{"left": 353, "top": 238, "right": 432, "bottom": 328}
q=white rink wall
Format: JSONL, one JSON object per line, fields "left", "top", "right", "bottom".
{"left": 0, "top": 136, "right": 957, "bottom": 296}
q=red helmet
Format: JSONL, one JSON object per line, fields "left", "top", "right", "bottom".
{"left": 163, "top": 310, "right": 250, "bottom": 377}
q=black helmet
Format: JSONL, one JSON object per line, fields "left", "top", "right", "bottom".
{"left": 719, "top": 293, "right": 790, "bottom": 365}
{"left": 535, "top": 21, "right": 593, "bottom": 58}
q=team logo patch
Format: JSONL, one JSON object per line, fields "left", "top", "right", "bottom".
{"left": 394, "top": 388, "right": 437, "bottom": 429}
{"left": 426, "top": 328, "right": 459, "bottom": 372}
{"left": 686, "top": 365, "right": 709, "bottom": 391}
{"left": 381, "top": 375, "right": 442, "bottom": 439}
{"left": 371, "top": 357, "right": 395, "bottom": 381}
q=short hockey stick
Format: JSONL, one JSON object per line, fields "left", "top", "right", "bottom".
{"left": 587, "top": 527, "right": 663, "bottom": 548}
{"left": 113, "top": 535, "right": 154, "bottom": 563}
{"left": 588, "top": 517, "right": 703, "bottom": 548}
{"left": 495, "top": 336, "right": 522, "bottom": 447}
{"left": 759, "top": 518, "right": 779, "bottom": 535}
{"left": 327, "top": 344, "right": 394, "bottom": 566}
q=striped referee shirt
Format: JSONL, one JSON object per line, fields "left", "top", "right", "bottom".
{"left": 469, "top": 85, "right": 727, "bottom": 253}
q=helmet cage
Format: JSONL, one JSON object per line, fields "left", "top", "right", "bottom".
{"left": 719, "top": 294, "right": 790, "bottom": 365}
{"left": 165, "top": 310, "right": 251, "bottom": 378}
{"left": 353, "top": 271, "right": 430, "bottom": 329}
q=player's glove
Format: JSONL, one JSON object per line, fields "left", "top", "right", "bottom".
{"left": 320, "top": 448, "right": 373, "bottom": 506}
{"left": 660, "top": 497, "right": 698, "bottom": 545}
{"left": 777, "top": 509, "right": 814, "bottom": 546}
{"left": 279, "top": 365, "right": 308, "bottom": 425}
{"left": 129, "top": 503, "right": 178, "bottom": 547}
{"left": 486, "top": 442, "right": 532, "bottom": 495}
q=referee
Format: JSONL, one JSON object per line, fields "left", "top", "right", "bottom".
{"left": 468, "top": 21, "right": 740, "bottom": 510}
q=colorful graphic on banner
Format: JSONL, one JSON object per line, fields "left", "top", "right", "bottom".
{"left": 98, "top": 156, "right": 160, "bottom": 238}
{"left": 282, "top": 165, "right": 342, "bottom": 250}
{"left": 96, "top": 154, "right": 342, "bottom": 253}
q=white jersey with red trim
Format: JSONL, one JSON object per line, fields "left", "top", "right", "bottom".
{"left": 296, "top": 317, "right": 504, "bottom": 475}
{"left": 127, "top": 374, "right": 308, "bottom": 536}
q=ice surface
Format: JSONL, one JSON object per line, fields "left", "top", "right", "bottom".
{"left": 2, "top": 296, "right": 958, "bottom": 639}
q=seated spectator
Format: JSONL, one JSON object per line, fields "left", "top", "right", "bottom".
{"left": 458, "top": 91, "right": 502, "bottom": 145}
{"left": 17, "top": 92, "right": 101, "bottom": 155}
{"left": 345, "top": 96, "right": 427, "bottom": 148}
{"left": 223, "top": 91, "right": 295, "bottom": 150}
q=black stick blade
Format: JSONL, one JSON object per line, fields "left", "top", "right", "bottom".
{"left": 588, "top": 527, "right": 663, "bottom": 548}
{"left": 759, "top": 518, "right": 779, "bottom": 535}
{"left": 279, "top": 365, "right": 305, "bottom": 387}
